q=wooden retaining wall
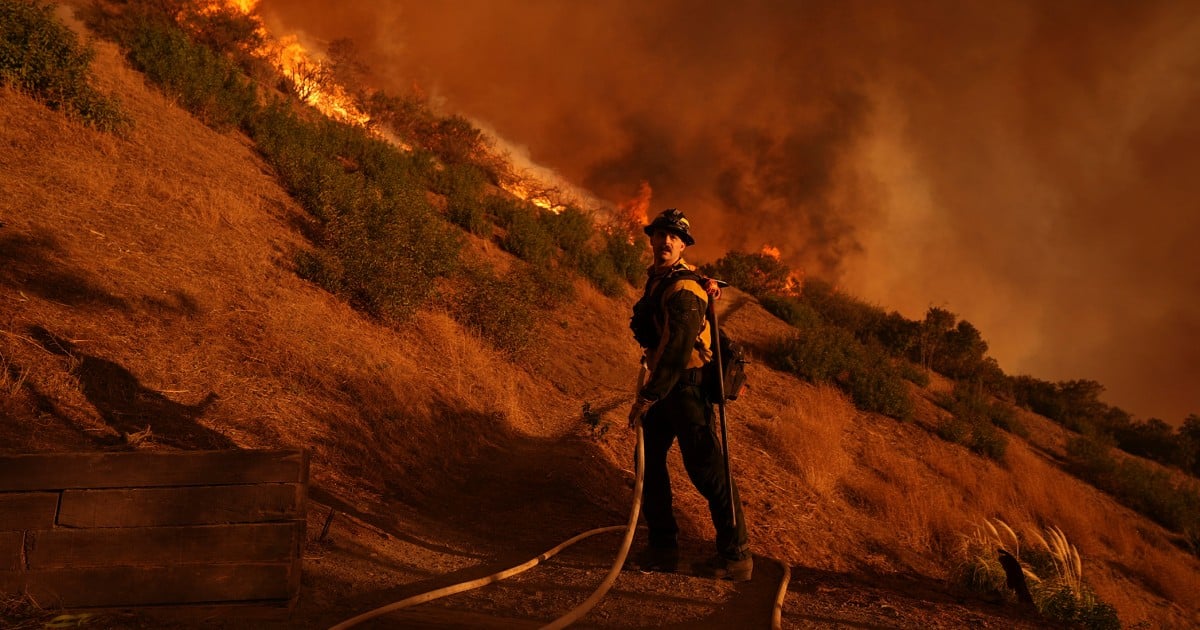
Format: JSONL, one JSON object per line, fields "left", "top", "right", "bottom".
{"left": 0, "top": 449, "right": 307, "bottom": 612}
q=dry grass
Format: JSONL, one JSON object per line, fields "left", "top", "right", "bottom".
{"left": 755, "top": 383, "right": 855, "bottom": 496}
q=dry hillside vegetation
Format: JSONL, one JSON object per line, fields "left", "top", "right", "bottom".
{"left": 1, "top": 7, "right": 1198, "bottom": 629}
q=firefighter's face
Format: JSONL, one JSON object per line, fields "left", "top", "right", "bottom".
{"left": 650, "top": 229, "right": 686, "bottom": 267}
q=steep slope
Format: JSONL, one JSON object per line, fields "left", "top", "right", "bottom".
{"left": 1, "top": 9, "right": 1198, "bottom": 629}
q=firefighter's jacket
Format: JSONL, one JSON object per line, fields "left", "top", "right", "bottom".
{"left": 637, "top": 260, "right": 713, "bottom": 402}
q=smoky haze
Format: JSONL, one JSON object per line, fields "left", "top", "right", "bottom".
{"left": 259, "top": 0, "right": 1200, "bottom": 423}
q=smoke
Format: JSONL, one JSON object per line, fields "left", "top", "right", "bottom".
{"left": 258, "top": 0, "right": 1200, "bottom": 422}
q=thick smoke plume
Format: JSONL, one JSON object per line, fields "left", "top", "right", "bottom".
{"left": 260, "top": 0, "right": 1200, "bottom": 423}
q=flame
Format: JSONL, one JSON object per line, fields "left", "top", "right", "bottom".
{"left": 200, "top": 1, "right": 370, "bottom": 126}
{"left": 759, "top": 243, "right": 805, "bottom": 294}
{"left": 616, "top": 181, "right": 652, "bottom": 229}
{"left": 501, "top": 179, "right": 567, "bottom": 213}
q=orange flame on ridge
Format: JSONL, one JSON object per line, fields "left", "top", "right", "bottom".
{"left": 204, "top": 0, "right": 370, "bottom": 126}
{"left": 617, "top": 181, "right": 652, "bottom": 229}
{"left": 761, "top": 244, "right": 782, "bottom": 260}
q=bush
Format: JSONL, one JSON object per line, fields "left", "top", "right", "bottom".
{"left": 452, "top": 264, "right": 559, "bottom": 355}
{"left": 497, "top": 202, "right": 555, "bottom": 265}
{"left": 760, "top": 295, "right": 822, "bottom": 330}
{"left": 955, "top": 520, "right": 1120, "bottom": 630}
{"left": 431, "top": 163, "right": 489, "bottom": 235}
{"left": 249, "top": 103, "right": 461, "bottom": 322}
{"left": 125, "top": 20, "right": 256, "bottom": 130}
{"left": 543, "top": 205, "right": 593, "bottom": 261}
{"left": 0, "top": 0, "right": 129, "bottom": 131}
{"left": 934, "top": 385, "right": 1011, "bottom": 460}
{"left": 701, "top": 250, "right": 793, "bottom": 297}
{"left": 767, "top": 327, "right": 911, "bottom": 420}
{"left": 1067, "top": 434, "right": 1200, "bottom": 546}
{"left": 601, "top": 226, "right": 648, "bottom": 287}
{"left": 897, "top": 361, "right": 930, "bottom": 387}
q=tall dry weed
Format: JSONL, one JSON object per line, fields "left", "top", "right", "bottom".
{"left": 760, "top": 383, "right": 854, "bottom": 497}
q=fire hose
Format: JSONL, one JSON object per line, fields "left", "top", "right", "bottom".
{"left": 327, "top": 426, "right": 645, "bottom": 630}
{"left": 329, "top": 311, "right": 795, "bottom": 628}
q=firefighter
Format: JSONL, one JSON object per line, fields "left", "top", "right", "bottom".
{"left": 628, "top": 208, "right": 752, "bottom": 581}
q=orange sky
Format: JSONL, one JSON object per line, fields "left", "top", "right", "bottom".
{"left": 260, "top": 0, "right": 1200, "bottom": 423}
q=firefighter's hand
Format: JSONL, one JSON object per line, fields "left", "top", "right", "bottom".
{"left": 628, "top": 397, "right": 653, "bottom": 429}
{"left": 704, "top": 278, "right": 722, "bottom": 300}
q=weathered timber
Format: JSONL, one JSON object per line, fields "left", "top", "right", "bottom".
{"left": 0, "top": 563, "right": 293, "bottom": 607}
{"left": 0, "top": 531, "right": 21, "bottom": 571}
{"left": 26, "top": 522, "right": 303, "bottom": 568}
{"left": 57, "top": 484, "right": 302, "bottom": 527}
{"left": 0, "top": 492, "right": 59, "bottom": 530}
{"left": 0, "top": 450, "right": 305, "bottom": 491}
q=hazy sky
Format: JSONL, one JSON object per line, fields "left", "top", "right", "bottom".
{"left": 260, "top": 0, "right": 1200, "bottom": 423}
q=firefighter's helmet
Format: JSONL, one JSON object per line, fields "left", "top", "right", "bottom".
{"left": 643, "top": 208, "right": 695, "bottom": 246}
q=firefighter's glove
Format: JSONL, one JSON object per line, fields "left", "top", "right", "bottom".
{"left": 628, "top": 396, "right": 655, "bottom": 429}
{"left": 703, "top": 278, "right": 722, "bottom": 300}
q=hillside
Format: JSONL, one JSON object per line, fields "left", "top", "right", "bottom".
{"left": 2, "top": 5, "right": 1199, "bottom": 629}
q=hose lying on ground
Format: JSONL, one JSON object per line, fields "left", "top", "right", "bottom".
{"left": 328, "top": 426, "right": 645, "bottom": 630}
{"left": 772, "top": 560, "right": 792, "bottom": 630}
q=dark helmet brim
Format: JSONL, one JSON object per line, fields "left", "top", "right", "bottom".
{"left": 643, "top": 224, "right": 695, "bottom": 246}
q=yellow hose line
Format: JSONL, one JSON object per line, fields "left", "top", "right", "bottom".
{"left": 771, "top": 559, "right": 791, "bottom": 630}
{"left": 329, "top": 426, "right": 645, "bottom": 630}
{"left": 540, "top": 425, "right": 644, "bottom": 629}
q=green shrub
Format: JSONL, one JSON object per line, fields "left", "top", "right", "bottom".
{"left": 249, "top": 103, "right": 461, "bottom": 322}
{"left": 955, "top": 520, "right": 1121, "bottom": 630}
{"left": 601, "top": 226, "right": 648, "bottom": 287}
{"left": 701, "top": 250, "right": 792, "bottom": 297}
{"left": 760, "top": 295, "right": 822, "bottom": 330}
{"left": 125, "top": 20, "right": 256, "bottom": 130}
{"left": 431, "top": 163, "right": 489, "bottom": 235}
{"left": 897, "top": 361, "right": 930, "bottom": 387}
{"left": 452, "top": 265, "right": 545, "bottom": 355}
{"left": 767, "top": 327, "right": 911, "bottom": 420}
{"left": 498, "top": 202, "right": 555, "bottom": 265}
{"left": 543, "top": 205, "right": 593, "bottom": 261}
{"left": 0, "top": 0, "right": 129, "bottom": 131}
{"left": 570, "top": 248, "right": 625, "bottom": 297}
{"left": 1067, "top": 434, "right": 1200, "bottom": 547}
{"left": 934, "top": 384, "right": 1010, "bottom": 460}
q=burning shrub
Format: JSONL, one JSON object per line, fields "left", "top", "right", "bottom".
{"left": 0, "top": 0, "right": 129, "bottom": 131}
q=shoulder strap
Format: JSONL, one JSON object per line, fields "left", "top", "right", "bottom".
{"left": 651, "top": 268, "right": 705, "bottom": 310}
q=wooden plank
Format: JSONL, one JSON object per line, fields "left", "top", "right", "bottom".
{"left": 58, "top": 484, "right": 302, "bottom": 527}
{"left": 0, "top": 563, "right": 292, "bottom": 607}
{"left": 0, "top": 450, "right": 305, "bottom": 491}
{"left": 0, "top": 531, "right": 21, "bottom": 571}
{"left": 27, "top": 523, "right": 302, "bottom": 568}
{"left": 0, "top": 492, "right": 59, "bottom": 530}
